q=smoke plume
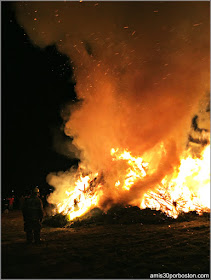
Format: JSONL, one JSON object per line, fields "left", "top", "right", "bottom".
{"left": 15, "top": 1, "right": 210, "bottom": 208}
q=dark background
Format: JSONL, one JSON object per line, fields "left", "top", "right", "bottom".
{"left": 2, "top": 2, "right": 79, "bottom": 197}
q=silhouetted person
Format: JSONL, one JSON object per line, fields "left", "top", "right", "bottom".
{"left": 22, "top": 187, "right": 44, "bottom": 244}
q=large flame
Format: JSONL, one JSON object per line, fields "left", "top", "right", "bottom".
{"left": 48, "top": 143, "right": 210, "bottom": 220}
{"left": 111, "top": 148, "right": 149, "bottom": 191}
{"left": 142, "top": 144, "right": 210, "bottom": 218}
{"left": 52, "top": 172, "right": 103, "bottom": 221}
{"left": 16, "top": 2, "right": 209, "bottom": 221}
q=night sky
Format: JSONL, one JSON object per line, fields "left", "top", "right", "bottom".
{"left": 2, "top": 2, "right": 78, "bottom": 197}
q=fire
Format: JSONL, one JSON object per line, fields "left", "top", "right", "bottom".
{"left": 48, "top": 144, "right": 210, "bottom": 221}
{"left": 141, "top": 145, "right": 210, "bottom": 218}
{"left": 55, "top": 172, "right": 103, "bottom": 221}
{"left": 111, "top": 148, "right": 148, "bottom": 190}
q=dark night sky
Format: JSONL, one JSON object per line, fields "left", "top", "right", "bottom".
{"left": 2, "top": 2, "right": 79, "bottom": 196}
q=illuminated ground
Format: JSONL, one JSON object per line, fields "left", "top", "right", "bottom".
{"left": 2, "top": 210, "right": 210, "bottom": 279}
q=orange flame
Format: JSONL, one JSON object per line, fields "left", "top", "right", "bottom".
{"left": 141, "top": 145, "right": 210, "bottom": 218}
{"left": 54, "top": 172, "right": 104, "bottom": 221}
{"left": 48, "top": 144, "right": 210, "bottom": 220}
{"left": 111, "top": 148, "right": 148, "bottom": 190}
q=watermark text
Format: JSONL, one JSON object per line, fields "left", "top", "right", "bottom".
{"left": 150, "top": 273, "right": 210, "bottom": 279}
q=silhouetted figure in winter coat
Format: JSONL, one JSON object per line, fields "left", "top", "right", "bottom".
{"left": 22, "top": 187, "right": 44, "bottom": 244}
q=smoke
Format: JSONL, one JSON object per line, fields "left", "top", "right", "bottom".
{"left": 51, "top": 126, "right": 81, "bottom": 159}
{"left": 15, "top": 1, "right": 210, "bottom": 208}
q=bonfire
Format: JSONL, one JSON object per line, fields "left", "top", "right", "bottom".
{"left": 15, "top": 1, "right": 209, "bottom": 223}
{"left": 47, "top": 142, "right": 210, "bottom": 221}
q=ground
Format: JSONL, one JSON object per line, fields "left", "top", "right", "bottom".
{"left": 1, "top": 210, "right": 210, "bottom": 279}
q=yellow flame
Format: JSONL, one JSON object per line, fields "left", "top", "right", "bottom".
{"left": 50, "top": 144, "right": 210, "bottom": 221}
{"left": 111, "top": 148, "right": 148, "bottom": 190}
{"left": 141, "top": 145, "right": 210, "bottom": 218}
{"left": 55, "top": 172, "right": 103, "bottom": 220}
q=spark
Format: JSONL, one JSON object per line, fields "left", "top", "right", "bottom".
{"left": 193, "top": 23, "right": 202, "bottom": 27}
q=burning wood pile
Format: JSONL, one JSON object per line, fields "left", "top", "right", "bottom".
{"left": 142, "top": 187, "right": 209, "bottom": 219}
{"left": 46, "top": 143, "right": 210, "bottom": 223}
{"left": 43, "top": 204, "right": 209, "bottom": 228}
